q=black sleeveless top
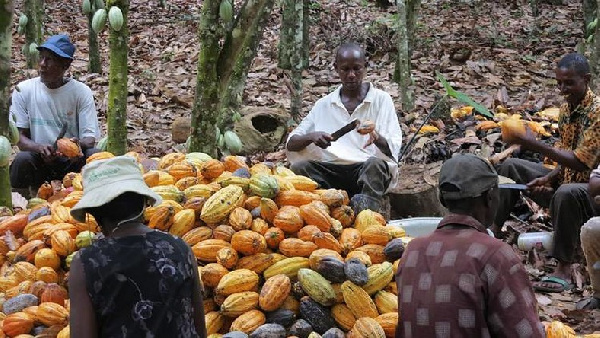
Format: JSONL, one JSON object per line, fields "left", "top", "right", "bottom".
{"left": 79, "top": 230, "right": 200, "bottom": 337}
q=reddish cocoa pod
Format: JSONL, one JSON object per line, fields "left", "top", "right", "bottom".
{"left": 56, "top": 138, "right": 83, "bottom": 158}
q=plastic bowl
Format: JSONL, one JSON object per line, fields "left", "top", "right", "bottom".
{"left": 387, "top": 217, "right": 442, "bottom": 238}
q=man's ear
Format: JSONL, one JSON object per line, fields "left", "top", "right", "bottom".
{"left": 584, "top": 72, "right": 592, "bottom": 84}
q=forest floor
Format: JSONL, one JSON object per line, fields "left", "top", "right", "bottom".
{"left": 8, "top": 0, "right": 600, "bottom": 333}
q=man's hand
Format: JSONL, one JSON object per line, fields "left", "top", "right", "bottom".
{"left": 526, "top": 175, "right": 554, "bottom": 196}
{"left": 507, "top": 125, "right": 537, "bottom": 148}
{"left": 309, "top": 132, "right": 333, "bottom": 149}
{"left": 36, "top": 144, "right": 56, "bottom": 163}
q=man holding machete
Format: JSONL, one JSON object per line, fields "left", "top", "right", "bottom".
{"left": 9, "top": 35, "right": 100, "bottom": 198}
{"left": 286, "top": 42, "right": 402, "bottom": 217}
{"left": 495, "top": 53, "right": 600, "bottom": 293}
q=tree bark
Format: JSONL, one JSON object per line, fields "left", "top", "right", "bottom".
{"left": 406, "top": 0, "right": 421, "bottom": 51}
{"left": 278, "top": 0, "right": 304, "bottom": 121}
{"left": 395, "top": 0, "right": 414, "bottom": 112}
{"left": 87, "top": 11, "right": 101, "bottom": 73}
{"left": 530, "top": 0, "right": 539, "bottom": 17}
{"left": 190, "top": 0, "right": 275, "bottom": 155}
{"left": 190, "top": 0, "right": 221, "bottom": 156}
{"left": 24, "top": 0, "right": 42, "bottom": 69}
{"left": 0, "top": 0, "right": 13, "bottom": 209}
{"left": 592, "top": 0, "right": 600, "bottom": 92}
{"left": 106, "top": 0, "right": 129, "bottom": 155}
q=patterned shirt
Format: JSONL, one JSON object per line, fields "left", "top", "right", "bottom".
{"left": 396, "top": 214, "right": 544, "bottom": 338}
{"left": 79, "top": 230, "right": 200, "bottom": 338}
{"left": 556, "top": 89, "right": 600, "bottom": 183}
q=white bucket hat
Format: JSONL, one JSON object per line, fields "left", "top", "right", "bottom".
{"left": 71, "top": 156, "right": 162, "bottom": 222}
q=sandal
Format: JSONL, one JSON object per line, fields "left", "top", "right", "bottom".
{"left": 575, "top": 297, "right": 600, "bottom": 310}
{"left": 533, "top": 276, "right": 574, "bottom": 293}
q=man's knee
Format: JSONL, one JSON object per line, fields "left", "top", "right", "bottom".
{"left": 364, "top": 157, "right": 388, "bottom": 169}
{"left": 497, "top": 157, "right": 523, "bottom": 176}
{"left": 554, "top": 183, "right": 587, "bottom": 199}
{"left": 582, "top": 217, "right": 600, "bottom": 237}
{"left": 84, "top": 147, "right": 101, "bottom": 157}
{"left": 290, "top": 161, "right": 312, "bottom": 175}
{"left": 10, "top": 151, "right": 39, "bottom": 188}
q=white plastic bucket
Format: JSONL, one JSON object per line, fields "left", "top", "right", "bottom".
{"left": 517, "top": 232, "right": 554, "bottom": 251}
{"left": 387, "top": 217, "right": 442, "bottom": 238}
{"left": 388, "top": 217, "right": 496, "bottom": 238}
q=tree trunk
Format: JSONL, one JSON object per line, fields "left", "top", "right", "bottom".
{"left": 395, "top": 0, "right": 414, "bottom": 112}
{"left": 87, "top": 11, "right": 101, "bottom": 73}
{"left": 530, "top": 0, "right": 539, "bottom": 17}
{"left": 592, "top": 0, "right": 600, "bottom": 92}
{"left": 278, "top": 0, "right": 304, "bottom": 121}
{"left": 24, "top": 0, "right": 42, "bottom": 69}
{"left": 106, "top": 0, "right": 129, "bottom": 155}
{"left": 406, "top": 0, "right": 421, "bottom": 51}
{"left": 190, "top": 0, "right": 221, "bottom": 156}
{"left": 190, "top": 0, "right": 275, "bottom": 155}
{"left": 0, "top": 0, "right": 13, "bottom": 209}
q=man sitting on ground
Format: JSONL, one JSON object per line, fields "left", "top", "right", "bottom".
{"left": 577, "top": 167, "right": 600, "bottom": 310}
{"left": 10, "top": 34, "right": 100, "bottom": 197}
{"left": 396, "top": 154, "right": 543, "bottom": 338}
{"left": 286, "top": 42, "right": 402, "bottom": 217}
{"left": 494, "top": 53, "right": 600, "bottom": 293}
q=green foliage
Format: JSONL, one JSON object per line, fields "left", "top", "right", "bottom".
{"left": 436, "top": 72, "right": 493, "bottom": 118}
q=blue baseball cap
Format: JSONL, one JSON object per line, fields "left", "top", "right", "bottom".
{"left": 37, "top": 34, "right": 75, "bottom": 60}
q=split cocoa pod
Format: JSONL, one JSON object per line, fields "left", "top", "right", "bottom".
{"left": 500, "top": 118, "right": 526, "bottom": 144}
{"left": 357, "top": 120, "right": 375, "bottom": 135}
{"left": 56, "top": 138, "right": 83, "bottom": 158}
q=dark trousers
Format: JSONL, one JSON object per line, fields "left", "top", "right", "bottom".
{"left": 290, "top": 157, "right": 392, "bottom": 211}
{"left": 495, "top": 158, "right": 600, "bottom": 263}
{"left": 10, "top": 148, "right": 100, "bottom": 190}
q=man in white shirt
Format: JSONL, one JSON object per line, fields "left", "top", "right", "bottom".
{"left": 10, "top": 35, "right": 100, "bottom": 197}
{"left": 286, "top": 43, "right": 402, "bottom": 217}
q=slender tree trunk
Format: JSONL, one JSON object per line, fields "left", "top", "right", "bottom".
{"left": 24, "top": 0, "right": 42, "bottom": 69}
{"left": 406, "top": 0, "right": 420, "bottom": 52}
{"left": 190, "top": 0, "right": 220, "bottom": 156}
{"left": 530, "top": 0, "right": 539, "bottom": 17}
{"left": 278, "top": 0, "right": 304, "bottom": 121}
{"left": 593, "top": 0, "right": 600, "bottom": 92}
{"left": 87, "top": 12, "right": 101, "bottom": 73}
{"left": 302, "top": 0, "right": 309, "bottom": 68}
{"left": 190, "top": 0, "right": 275, "bottom": 155}
{"left": 0, "top": 0, "right": 13, "bottom": 209}
{"left": 395, "top": 0, "right": 413, "bottom": 112}
{"left": 106, "top": 0, "right": 129, "bottom": 155}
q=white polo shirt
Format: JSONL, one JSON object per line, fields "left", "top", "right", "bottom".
{"left": 286, "top": 83, "right": 402, "bottom": 191}
{"left": 10, "top": 77, "right": 100, "bottom": 145}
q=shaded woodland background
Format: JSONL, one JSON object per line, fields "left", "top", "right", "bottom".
{"left": 6, "top": 0, "right": 600, "bottom": 333}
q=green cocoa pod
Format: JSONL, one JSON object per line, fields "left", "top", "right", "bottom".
{"left": 21, "top": 44, "right": 28, "bottom": 56}
{"left": 96, "top": 136, "right": 108, "bottom": 151}
{"left": 95, "top": 0, "right": 105, "bottom": 9}
{"left": 19, "top": 14, "right": 28, "bottom": 27}
{"left": 91, "top": 8, "right": 107, "bottom": 33}
{"left": 108, "top": 6, "right": 124, "bottom": 32}
{"left": 28, "top": 43, "right": 38, "bottom": 56}
{"left": 219, "top": 0, "right": 233, "bottom": 23}
{"left": 17, "top": 25, "right": 24, "bottom": 35}
{"left": 224, "top": 130, "right": 242, "bottom": 154}
{"left": 82, "top": 0, "right": 92, "bottom": 14}
{"left": 75, "top": 231, "right": 95, "bottom": 249}
{"left": 0, "top": 136, "right": 11, "bottom": 167}
{"left": 9, "top": 120, "right": 19, "bottom": 146}
{"left": 217, "top": 133, "right": 225, "bottom": 149}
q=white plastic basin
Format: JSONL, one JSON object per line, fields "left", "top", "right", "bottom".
{"left": 387, "top": 217, "right": 442, "bottom": 238}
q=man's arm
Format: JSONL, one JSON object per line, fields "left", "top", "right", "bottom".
{"left": 77, "top": 85, "right": 99, "bottom": 151}
{"left": 79, "top": 137, "right": 95, "bottom": 151}
{"left": 511, "top": 130, "right": 588, "bottom": 172}
{"left": 287, "top": 132, "right": 333, "bottom": 151}
{"left": 16, "top": 128, "right": 53, "bottom": 157}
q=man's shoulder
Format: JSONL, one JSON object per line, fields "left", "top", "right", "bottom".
{"left": 67, "top": 79, "right": 93, "bottom": 93}
{"left": 14, "top": 77, "right": 41, "bottom": 92}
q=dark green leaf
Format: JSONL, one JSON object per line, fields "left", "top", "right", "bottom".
{"left": 436, "top": 72, "right": 494, "bottom": 118}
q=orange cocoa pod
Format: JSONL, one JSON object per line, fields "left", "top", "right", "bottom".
{"left": 56, "top": 138, "right": 83, "bottom": 158}
{"left": 37, "top": 182, "right": 54, "bottom": 200}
